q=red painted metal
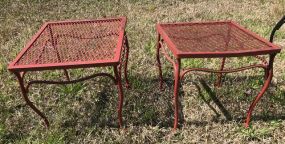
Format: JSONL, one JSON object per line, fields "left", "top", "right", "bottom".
{"left": 245, "top": 54, "right": 275, "bottom": 127}
{"left": 180, "top": 64, "right": 267, "bottom": 80}
{"left": 8, "top": 17, "right": 129, "bottom": 128}
{"left": 25, "top": 73, "right": 116, "bottom": 91}
{"left": 215, "top": 58, "right": 226, "bottom": 87}
{"left": 173, "top": 58, "right": 181, "bottom": 130}
{"left": 157, "top": 21, "right": 281, "bottom": 58}
{"left": 14, "top": 72, "right": 50, "bottom": 127}
{"left": 114, "top": 65, "right": 124, "bottom": 127}
{"left": 156, "top": 21, "right": 281, "bottom": 130}
{"left": 8, "top": 17, "right": 127, "bottom": 71}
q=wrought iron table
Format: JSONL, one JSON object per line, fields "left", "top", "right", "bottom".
{"left": 156, "top": 21, "right": 281, "bottom": 130}
{"left": 8, "top": 17, "right": 130, "bottom": 128}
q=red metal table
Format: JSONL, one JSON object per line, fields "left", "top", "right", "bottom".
{"left": 8, "top": 17, "right": 130, "bottom": 128}
{"left": 156, "top": 21, "right": 281, "bottom": 130}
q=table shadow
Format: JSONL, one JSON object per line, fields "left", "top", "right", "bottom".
{"left": 190, "top": 76, "right": 285, "bottom": 125}
{"left": 195, "top": 79, "right": 233, "bottom": 121}
{"left": 58, "top": 73, "right": 285, "bottom": 129}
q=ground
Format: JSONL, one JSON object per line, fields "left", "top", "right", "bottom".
{"left": 1, "top": 0, "right": 285, "bottom": 143}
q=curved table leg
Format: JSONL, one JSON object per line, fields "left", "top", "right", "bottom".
{"left": 124, "top": 36, "right": 131, "bottom": 89}
{"left": 245, "top": 54, "right": 275, "bottom": 128}
{"left": 156, "top": 34, "right": 163, "bottom": 90}
{"left": 14, "top": 72, "right": 50, "bottom": 128}
{"left": 114, "top": 66, "right": 124, "bottom": 128}
{"left": 173, "top": 59, "right": 181, "bottom": 130}
{"left": 215, "top": 57, "right": 226, "bottom": 87}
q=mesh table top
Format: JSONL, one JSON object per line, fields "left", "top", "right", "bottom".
{"left": 9, "top": 17, "right": 126, "bottom": 71}
{"left": 157, "top": 21, "right": 281, "bottom": 58}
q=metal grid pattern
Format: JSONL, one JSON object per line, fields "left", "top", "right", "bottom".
{"left": 14, "top": 18, "right": 123, "bottom": 66}
{"left": 159, "top": 21, "right": 277, "bottom": 54}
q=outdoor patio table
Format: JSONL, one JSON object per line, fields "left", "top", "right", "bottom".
{"left": 156, "top": 21, "right": 281, "bottom": 130}
{"left": 8, "top": 17, "right": 130, "bottom": 128}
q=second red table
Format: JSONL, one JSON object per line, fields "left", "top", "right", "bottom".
{"left": 156, "top": 21, "right": 281, "bottom": 130}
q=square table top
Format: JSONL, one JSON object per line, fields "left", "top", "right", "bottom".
{"left": 8, "top": 17, "right": 127, "bottom": 71}
{"left": 157, "top": 21, "right": 281, "bottom": 58}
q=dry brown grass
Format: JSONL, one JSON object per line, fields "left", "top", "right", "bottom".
{"left": 1, "top": 0, "right": 285, "bottom": 143}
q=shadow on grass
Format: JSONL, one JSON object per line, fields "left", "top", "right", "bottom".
{"left": 25, "top": 73, "right": 285, "bottom": 130}
{"left": 195, "top": 79, "right": 232, "bottom": 121}
{"left": 188, "top": 75, "right": 285, "bottom": 126}
{"left": 117, "top": 73, "right": 285, "bottom": 128}
{"left": 55, "top": 72, "right": 174, "bottom": 129}
{"left": 59, "top": 81, "right": 120, "bottom": 129}
{"left": 123, "top": 75, "right": 178, "bottom": 128}
{"left": 55, "top": 74, "right": 184, "bottom": 129}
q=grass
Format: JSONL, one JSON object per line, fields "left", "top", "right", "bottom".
{"left": 1, "top": 0, "right": 285, "bottom": 143}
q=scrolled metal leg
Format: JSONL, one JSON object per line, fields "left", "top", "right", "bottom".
{"left": 114, "top": 66, "right": 124, "bottom": 128}
{"left": 173, "top": 59, "right": 181, "bottom": 130}
{"left": 14, "top": 72, "right": 49, "bottom": 128}
{"left": 245, "top": 54, "right": 276, "bottom": 128}
{"left": 124, "top": 36, "right": 130, "bottom": 89}
{"left": 156, "top": 34, "right": 163, "bottom": 90}
{"left": 215, "top": 57, "right": 226, "bottom": 87}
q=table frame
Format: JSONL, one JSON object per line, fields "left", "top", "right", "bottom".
{"left": 8, "top": 18, "right": 130, "bottom": 128}
{"left": 156, "top": 21, "right": 280, "bottom": 130}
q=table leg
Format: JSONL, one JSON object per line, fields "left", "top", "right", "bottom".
{"left": 173, "top": 59, "right": 181, "bottom": 130}
{"left": 156, "top": 34, "right": 163, "bottom": 90}
{"left": 14, "top": 72, "right": 49, "bottom": 128}
{"left": 114, "top": 65, "right": 124, "bottom": 128}
{"left": 245, "top": 54, "right": 276, "bottom": 128}
{"left": 215, "top": 57, "right": 226, "bottom": 87}
{"left": 124, "top": 36, "right": 130, "bottom": 88}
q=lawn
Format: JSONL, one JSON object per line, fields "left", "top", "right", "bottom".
{"left": 1, "top": 0, "right": 285, "bottom": 143}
